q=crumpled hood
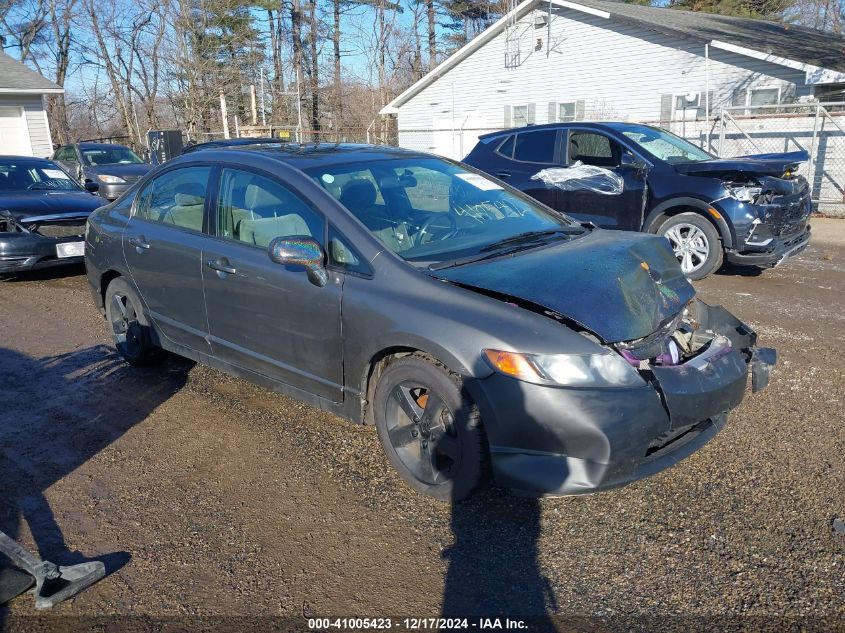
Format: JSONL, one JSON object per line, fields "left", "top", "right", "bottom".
{"left": 429, "top": 230, "right": 696, "bottom": 343}
{"left": 673, "top": 150, "right": 808, "bottom": 177}
{"left": 0, "top": 191, "right": 104, "bottom": 221}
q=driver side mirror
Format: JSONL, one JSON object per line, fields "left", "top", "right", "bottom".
{"left": 268, "top": 236, "right": 328, "bottom": 287}
{"left": 84, "top": 181, "right": 100, "bottom": 193}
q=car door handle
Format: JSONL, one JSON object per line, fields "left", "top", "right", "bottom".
{"left": 496, "top": 172, "right": 511, "bottom": 179}
{"left": 129, "top": 236, "right": 150, "bottom": 251}
{"left": 206, "top": 259, "right": 237, "bottom": 275}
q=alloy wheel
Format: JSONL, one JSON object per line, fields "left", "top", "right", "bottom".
{"left": 109, "top": 292, "right": 143, "bottom": 357}
{"left": 385, "top": 383, "right": 462, "bottom": 486}
{"left": 663, "top": 222, "right": 711, "bottom": 275}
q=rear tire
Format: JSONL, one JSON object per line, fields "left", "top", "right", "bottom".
{"left": 373, "top": 354, "right": 488, "bottom": 501}
{"left": 657, "top": 212, "right": 723, "bottom": 281}
{"left": 104, "top": 276, "right": 161, "bottom": 366}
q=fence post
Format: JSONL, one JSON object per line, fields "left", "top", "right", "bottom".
{"left": 808, "top": 104, "right": 820, "bottom": 197}
{"left": 718, "top": 106, "right": 725, "bottom": 157}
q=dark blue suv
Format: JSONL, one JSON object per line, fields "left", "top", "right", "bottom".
{"left": 463, "top": 122, "right": 812, "bottom": 280}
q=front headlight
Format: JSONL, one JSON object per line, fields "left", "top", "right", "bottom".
{"left": 483, "top": 349, "right": 645, "bottom": 388}
{"left": 724, "top": 183, "right": 762, "bottom": 203}
{"left": 97, "top": 174, "right": 126, "bottom": 184}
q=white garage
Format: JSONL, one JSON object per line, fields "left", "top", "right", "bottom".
{"left": 0, "top": 51, "right": 62, "bottom": 157}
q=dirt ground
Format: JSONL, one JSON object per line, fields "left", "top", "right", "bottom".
{"left": 0, "top": 219, "right": 843, "bottom": 631}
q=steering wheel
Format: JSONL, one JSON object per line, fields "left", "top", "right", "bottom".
{"left": 417, "top": 213, "right": 460, "bottom": 244}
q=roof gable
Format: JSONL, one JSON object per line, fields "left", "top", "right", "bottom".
{"left": 382, "top": 0, "right": 845, "bottom": 113}
{"left": 0, "top": 51, "right": 63, "bottom": 93}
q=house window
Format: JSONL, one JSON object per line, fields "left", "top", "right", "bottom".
{"left": 674, "top": 93, "right": 700, "bottom": 112}
{"left": 749, "top": 87, "right": 780, "bottom": 106}
{"left": 558, "top": 102, "right": 576, "bottom": 122}
{"left": 513, "top": 105, "right": 530, "bottom": 127}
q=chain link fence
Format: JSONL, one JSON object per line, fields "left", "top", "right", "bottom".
{"left": 386, "top": 103, "right": 845, "bottom": 216}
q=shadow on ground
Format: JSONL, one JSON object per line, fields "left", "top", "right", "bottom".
{"left": 0, "top": 263, "right": 87, "bottom": 283}
{"left": 0, "top": 344, "right": 190, "bottom": 618}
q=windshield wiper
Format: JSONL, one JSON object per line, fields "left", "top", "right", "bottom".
{"left": 478, "top": 227, "right": 582, "bottom": 252}
{"left": 429, "top": 227, "right": 584, "bottom": 271}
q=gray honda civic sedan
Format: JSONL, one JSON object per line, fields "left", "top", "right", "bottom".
{"left": 85, "top": 143, "right": 776, "bottom": 501}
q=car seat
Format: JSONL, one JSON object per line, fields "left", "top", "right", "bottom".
{"left": 237, "top": 182, "right": 311, "bottom": 248}
{"left": 338, "top": 179, "right": 413, "bottom": 252}
{"left": 163, "top": 181, "right": 205, "bottom": 231}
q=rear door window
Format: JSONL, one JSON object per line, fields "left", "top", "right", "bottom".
{"left": 513, "top": 130, "right": 557, "bottom": 163}
{"left": 135, "top": 166, "right": 211, "bottom": 233}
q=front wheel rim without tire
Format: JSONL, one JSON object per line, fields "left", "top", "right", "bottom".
{"left": 385, "top": 383, "right": 462, "bottom": 486}
{"left": 663, "top": 222, "right": 710, "bottom": 275}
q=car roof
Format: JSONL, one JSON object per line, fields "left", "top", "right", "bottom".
{"left": 0, "top": 155, "right": 57, "bottom": 162}
{"left": 175, "top": 142, "right": 429, "bottom": 170}
{"left": 478, "top": 121, "right": 662, "bottom": 141}
{"left": 76, "top": 142, "right": 132, "bottom": 150}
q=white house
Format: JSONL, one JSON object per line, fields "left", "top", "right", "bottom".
{"left": 381, "top": 0, "right": 845, "bottom": 160}
{"left": 0, "top": 51, "right": 62, "bottom": 157}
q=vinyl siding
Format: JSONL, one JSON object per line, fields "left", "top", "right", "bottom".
{"left": 396, "top": 7, "right": 808, "bottom": 156}
{"left": 0, "top": 94, "right": 53, "bottom": 157}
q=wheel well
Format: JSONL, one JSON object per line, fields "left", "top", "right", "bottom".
{"left": 647, "top": 206, "right": 723, "bottom": 242}
{"left": 360, "top": 347, "right": 437, "bottom": 425}
{"left": 100, "top": 270, "right": 122, "bottom": 306}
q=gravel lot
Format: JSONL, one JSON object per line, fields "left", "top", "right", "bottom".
{"left": 0, "top": 219, "right": 843, "bottom": 631}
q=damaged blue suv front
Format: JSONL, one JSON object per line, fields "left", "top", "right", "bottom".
{"left": 463, "top": 123, "right": 813, "bottom": 280}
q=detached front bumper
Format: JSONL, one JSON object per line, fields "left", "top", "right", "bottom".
{"left": 468, "top": 302, "right": 776, "bottom": 497}
{"left": 726, "top": 224, "right": 811, "bottom": 267}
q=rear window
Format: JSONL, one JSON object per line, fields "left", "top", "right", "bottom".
{"left": 513, "top": 130, "right": 556, "bottom": 163}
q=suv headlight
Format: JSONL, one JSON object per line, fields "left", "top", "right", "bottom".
{"left": 97, "top": 174, "right": 126, "bottom": 184}
{"left": 724, "top": 182, "right": 762, "bottom": 203}
{"left": 483, "top": 349, "right": 645, "bottom": 388}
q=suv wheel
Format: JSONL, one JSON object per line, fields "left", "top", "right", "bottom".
{"left": 658, "top": 213, "right": 723, "bottom": 280}
{"left": 105, "top": 277, "right": 161, "bottom": 366}
{"left": 373, "top": 354, "right": 488, "bottom": 501}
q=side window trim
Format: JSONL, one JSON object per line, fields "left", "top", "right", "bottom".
{"left": 326, "top": 223, "right": 373, "bottom": 278}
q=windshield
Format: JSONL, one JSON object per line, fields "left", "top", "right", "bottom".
{"left": 81, "top": 147, "right": 144, "bottom": 166}
{"left": 0, "top": 160, "right": 83, "bottom": 192}
{"left": 621, "top": 126, "right": 712, "bottom": 163}
{"left": 307, "top": 157, "right": 581, "bottom": 265}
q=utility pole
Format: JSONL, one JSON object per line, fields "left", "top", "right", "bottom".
{"left": 250, "top": 85, "right": 258, "bottom": 126}
{"left": 260, "top": 68, "right": 267, "bottom": 126}
{"left": 219, "top": 90, "right": 230, "bottom": 139}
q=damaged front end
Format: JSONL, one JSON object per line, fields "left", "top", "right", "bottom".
{"left": 0, "top": 210, "right": 89, "bottom": 274}
{"left": 687, "top": 152, "right": 813, "bottom": 267}
{"left": 471, "top": 296, "right": 775, "bottom": 497}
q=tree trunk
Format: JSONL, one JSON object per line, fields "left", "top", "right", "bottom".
{"left": 426, "top": 0, "right": 436, "bottom": 69}
{"left": 333, "top": 0, "right": 342, "bottom": 133}
{"left": 307, "top": 0, "right": 320, "bottom": 136}
{"left": 290, "top": 0, "right": 307, "bottom": 138}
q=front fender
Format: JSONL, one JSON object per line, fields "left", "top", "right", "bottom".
{"left": 644, "top": 197, "right": 735, "bottom": 248}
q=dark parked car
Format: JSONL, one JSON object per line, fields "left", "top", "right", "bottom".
{"left": 0, "top": 156, "right": 104, "bottom": 275}
{"left": 85, "top": 143, "right": 775, "bottom": 500}
{"left": 181, "top": 137, "right": 280, "bottom": 154}
{"left": 463, "top": 123, "right": 812, "bottom": 280}
{"left": 53, "top": 142, "right": 152, "bottom": 201}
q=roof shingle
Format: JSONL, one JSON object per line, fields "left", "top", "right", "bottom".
{"left": 0, "top": 51, "right": 63, "bottom": 92}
